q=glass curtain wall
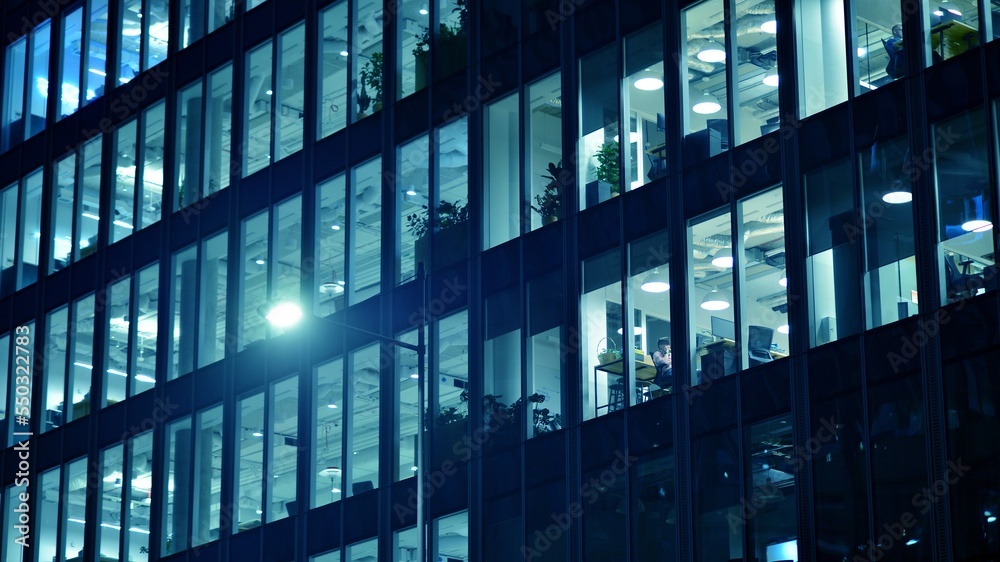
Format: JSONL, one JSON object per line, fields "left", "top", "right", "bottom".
{"left": 76, "top": 137, "right": 102, "bottom": 261}
{"left": 168, "top": 231, "right": 227, "bottom": 374}
{"left": 733, "top": 0, "right": 781, "bottom": 144}
{"left": 689, "top": 211, "right": 736, "bottom": 384}
{"left": 795, "top": 0, "right": 849, "bottom": 117}
{"left": 398, "top": 0, "right": 429, "bottom": 98}
{"left": 628, "top": 231, "right": 672, "bottom": 398}
{"left": 527, "top": 272, "right": 564, "bottom": 436}
{"left": 434, "top": 117, "right": 470, "bottom": 269}
{"left": 395, "top": 330, "right": 421, "bottom": 481}
{"left": 353, "top": 0, "right": 383, "bottom": 120}
{"left": 245, "top": 41, "right": 274, "bottom": 176}
{"left": 745, "top": 415, "right": 798, "bottom": 562}
{"left": 316, "top": 175, "right": 347, "bottom": 316}
{"left": 582, "top": 251, "right": 624, "bottom": 420}
{"left": 84, "top": 0, "right": 110, "bottom": 105}
{"left": 50, "top": 153, "right": 77, "bottom": 273}
{"left": 934, "top": 107, "right": 996, "bottom": 305}
{"left": 0, "top": 184, "right": 17, "bottom": 297}
{"left": 313, "top": 357, "right": 344, "bottom": 508}
{"left": 177, "top": 64, "right": 233, "bottom": 209}
{"left": 526, "top": 73, "right": 563, "bottom": 230}
{"left": 275, "top": 24, "right": 306, "bottom": 161}
{"left": 118, "top": 0, "right": 169, "bottom": 84}
{"left": 182, "top": 0, "right": 233, "bottom": 47}
{"left": 432, "top": 311, "right": 469, "bottom": 463}
{"left": 58, "top": 7, "right": 83, "bottom": 119}
{"left": 484, "top": 288, "right": 521, "bottom": 449}
{"left": 348, "top": 344, "right": 381, "bottom": 496}
{"left": 350, "top": 157, "right": 383, "bottom": 303}
{"left": 398, "top": 136, "right": 429, "bottom": 283}
{"left": 579, "top": 44, "right": 620, "bottom": 210}
{"left": 235, "top": 390, "right": 265, "bottom": 531}
{"left": 682, "top": 1, "right": 728, "bottom": 160}
{"left": 692, "top": 430, "right": 741, "bottom": 562}
{"left": 804, "top": 159, "right": 862, "bottom": 347}
{"left": 855, "top": 0, "right": 909, "bottom": 90}
{"left": 105, "top": 277, "right": 132, "bottom": 405}
{"left": 923, "top": 0, "right": 984, "bottom": 65}
{"left": 859, "top": 136, "right": 917, "bottom": 328}
{"left": 2, "top": 37, "right": 28, "bottom": 151}
{"left": 624, "top": 25, "right": 666, "bottom": 188}
{"left": 484, "top": 92, "right": 519, "bottom": 249}
{"left": 318, "top": 1, "right": 349, "bottom": 138}
{"left": 18, "top": 170, "right": 43, "bottom": 291}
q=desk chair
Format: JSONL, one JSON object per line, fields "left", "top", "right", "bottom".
{"left": 944, "top": 253, "right": 984, "bottom": 301}
{"left": 747, "top": 325, "right": 774, "bottom": 367}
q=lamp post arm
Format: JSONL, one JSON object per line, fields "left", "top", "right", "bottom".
{"left": 312, "top": 315, "right": 422, "bottom": 353}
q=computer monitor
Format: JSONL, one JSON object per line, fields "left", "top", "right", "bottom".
{"left": 748, "top": 325, "right": 774, "bottom": 351}
{"left": 710, "top": 316, "right": 735, "bottom": 341}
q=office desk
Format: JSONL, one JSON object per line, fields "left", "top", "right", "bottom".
{"left": 696, "top": 338, "right": 788, "bottom": 379}
{"left": 595, "top": 355, "right": 658, "bottom": 414}
{"left": 927, "top": 20, "right": 979, "bottom": 59}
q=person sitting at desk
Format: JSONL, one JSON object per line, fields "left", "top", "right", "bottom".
{"left": 652, "top": 337, "right": 673, "bottom": 389}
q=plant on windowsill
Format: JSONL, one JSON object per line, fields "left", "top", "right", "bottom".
{"left": 531, "top": 161, "right": 564, "bottom": 224}
{"left": 595, "top": 141, "right": 621, "bottom": 195}
{"left": 359, "top": 52, "right": 383, "bottom": 114}
{"left": 597, "top": 337, "right": 621, "bottom": 365}
{"left": 408, "top": 199, "right": 469, "bottom": 267}
{"left": 412, "top": 0, "right": 468, "bottom": 88}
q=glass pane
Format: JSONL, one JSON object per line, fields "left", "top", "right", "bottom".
{"left": 316, "top": 175, "right": 347, "bottom": 317}
{"left": 433, "top": 310, "right": 468, "bottom": 465}
{"left": 19, "top": 169, "right": 42, "bottom": 289}
{"left": 583, "top": 251, "right": 625, "bottom": 419}
{"left": 393, "top": 527, "right": 418, "bottom": 561}
{"left": 0, "top": 184, "right": 17, "bottom": 296}
{"left": 198, "top": 232, "right": 228, "bottom": 368}
{"left": 354, "top": 0, "right": 384, "bottom": 120}
{"left": 855, "top": 1, "right": 907, "bottom": 90}
{"left": 579, "top": 44, "right": 621, "bottom": 209}
{"left": 125, "top": 431, "right": 154, "bottom": 559}
{"left": 193, "top": 405, "right": 223, "bottom": 546}
{"left": 132, "top": 263, "right": 158, "bottom": 394}
{"left": 206, "top": 64, "right": 233, "bottom": 194}
{"left": 348, "top": 344, "right": 381, "bottom": 496}
{"left": 796, "top": 0, "right": 848, "bottom": 117}
{"left": 35, "top": 467, "right": 60, "bottom": 562}
{"left": 434, "top": 117, "right": 470, "bottom": 270}
{"left": 692, "top": 430, "right": 741, "bottom": 562}
{"left": 119, "top": 0, "right": 141, "bottom": 84}
{"left": 105, "top": 277, "right": 131, "bottom": 406}
{"left": 42, "top": 307, "right": 68, "bottom": 432}
{"left": 311, "top": 550, "right": 341, "bottom": 562}
{"left": 527, "top": 273, "right": 564, "bottom": 436}
{"left": 859, "top": 136, "right": 917, "bottom": 328}
{"left": 75, "top": 136, "right": 102, "bottom": 262}
{"left": 434, "top": 511, "right": 469, "bottom": 559}
{"left": 683, "top": 0, "right": 728, "bottom": 160}
{"left": 433, "top": 0, "right": 468, "bottom": 79}
{"left": 183, "top": 0, "right": 233, "bottom": 47}
{"left": 346, "top": 538, "right": 378, "bottom": 561}
{"left": 163, "top": 419, "right": 186, "bottom": 552}
{"left": 2, "top": 38, "right": 26, "bottom": 151}
{"left": 83, "top": 0, "right": 109, "bottom": 105}
{"left": 69, "top": 295, "right": 95, "bottom": 421}
{"left": 396, "top": 330, "right": 420, "bottom": 481}
{"left": 484, "top": 288, "right": 520, "bottom": 448}
{"left": 0, "top": 334, "right": 8, "bottom": 425}
{"left": 269, "top": 377, "right": 298, "bottom": 521}
{"left": 97, "top": 444, "right": 125, "bottom": 560}
{"left": 245, "top": 41, "right": 274, "bottom": 176}
{"left": 628, "top": 231, "right": 672, "bottom": 398}
{"left": 399, "top": 136, "right": 429, "bottom": 283}
{"left": 235, "top": 392, "right": 265, "bottom": 532}
{"left": 139, "top": 101, "right": 165, "bottom": 230}
{"left": 734, "top": 0, "right": 779, "bottom": 144}
{"left": 934, "top": 108, "right": 995, "bottom": 305}
{"left": 51, "top": 152, "right": 76, "bottom": 273}
{"left": 804, "top": 159, "right": 862, "bottom": 346}
{"left": 350, "top": 157, "right": 382, "bottom": 304}
{"left": 925, "top": 0, "right": 980, "bottom": 64}
{"left": 633, "top": 450, "right": 676, "bottom": 560}
{"left": 273, "top": 196, "right": 303, "bottom": 307}
{"left": 527, "top": 73, "right": 563, "bottom": 230}
{"left": 59, "top": 8, "right": 83, "bottom": 118}
{"left": 399, "top": 0, "right": 429, "bottom": 98}
{"left": 314, "top": 357, "right": 344, "bottom": 508}
{"left": 170, "top": 246, "right": 198, "bottom": 378}
{"left": 739, "top": 188, "right": 789, "bottom": 368}
{"left": 4, "top": 485, "right": 26, "bottom": 562}
{"left": 484, "top": 92, "right": 520, "bottom": 249}
{"left": 62, "top": 458, "right": 88, "bottom": 560}
{"left": 319, "top": 1, "right": 349, "bottom": 138}
{"left": 624, "top": 25, "right": 666, "bottom": 188}
{"left": 275, "top": 24, "right": 305, "bottom": 160}
{"left": 689, "top": 212, "right": 736, "bottom": 384}
{"left": 177, "top": 78, "right": 204, "bottom": 208}
{"left": 240, "top": 211, "right": 269, "bottom": 350}
{"left": 26, "top": 22, "right": 50, "bottom": 139}
{"left": 144, "top": 0, "right": 169, "bottom": 68}
{"left": 112, "top": 120, "right": 138, "bottom": 243}
{"left": 746, "top": 416, "right": 797, "bottom": 562}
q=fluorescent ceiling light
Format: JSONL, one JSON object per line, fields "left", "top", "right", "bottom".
{"left": 135, "top": 374, "right": 156, "bottom": 384}
{"left": 883, "top": 190, "right": 912, "bottom": 204}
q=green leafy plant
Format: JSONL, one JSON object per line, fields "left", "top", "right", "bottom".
{"left": 432, "top": 389, "right": 470, "bottom": 425}
{"left": 531, "top": 161, "right": 564, "bottom": 221}
{"left": 595, "top": 141, "right": 620, "bottom": 193}
{"left": 412, "top": 0, "right": 469, "bottom": 58}
{"left": 406, "top": 199, "right": 469, "bottom": 238}
{"left": 359, "top": 52, "right": 383, "bottom": 111}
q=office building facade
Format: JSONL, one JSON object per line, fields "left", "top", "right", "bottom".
{"left": 0, "top": 0, "right": 999, "bottom": 560}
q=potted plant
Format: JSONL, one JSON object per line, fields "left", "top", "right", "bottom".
{"left": 531, "top": 161, "right": 564, "bottom": 225}
{"left": 587, "top": 141, "right": 619, "bottom": 205}
{"left": 412, "top": 0, "right": 468, "bottom": 89}
{"left": 429, "top": 389, "right": 470, "bottom": 464}
{"left": 359, "top": 52, "right": 383, "bottom": 114}
{"left": 597, "top": 337, "right": 620, "bottom": 365}
{"left": 407, "top": 199, "right": 469, "bottom": 267}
